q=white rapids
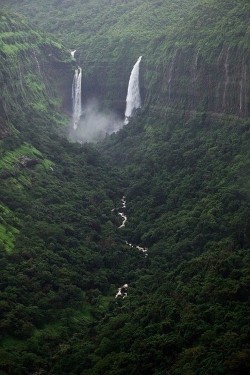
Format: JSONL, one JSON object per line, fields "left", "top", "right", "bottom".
{"left": 115, "top": 284, "right": 128, "bottom": 299}
{"left": 118, "top": 196, "right": 127, "bottom": 228}
{"left": 113, "top": 196, "right": 148, "bottom": 298}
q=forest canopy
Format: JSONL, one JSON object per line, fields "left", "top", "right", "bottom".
{"left": 0, "top": 1, "right": 249, "bottom": 374}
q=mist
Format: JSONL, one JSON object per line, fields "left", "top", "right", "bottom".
{"left": 69, "top": 99, "right": 124, "bottom": 143}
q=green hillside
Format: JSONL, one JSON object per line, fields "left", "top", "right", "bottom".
{"left": 0, "top": 1, "right": 249, "bottom": 374}
{"left": 2, "top": 0, "right": 250, "bottom": 116}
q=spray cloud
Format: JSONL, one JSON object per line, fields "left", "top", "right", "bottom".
{"left": 70, "top": 99, "right": 123, "bottom": 143}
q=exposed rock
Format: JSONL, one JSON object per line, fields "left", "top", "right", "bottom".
{"left": 156, "top": 46, "right": 250, "bottom": 118}
{"left": 18, "top": 156, "right": 40, "bottom": 168}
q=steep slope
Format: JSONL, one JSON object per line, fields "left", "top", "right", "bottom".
{"left": 0, "top": 12, "right": 73, "bottom": 137}
{"left": 0, "top": 11, "right": 73, "bottom": 252}
{"left": 90, "top": 110, "right": 250, "bottom": 375}
{"left": 2, "top": 0, "right": 250, "bottom": 117}
{"left": 0, "top": 11, "right": 73, "bottom": 251}
{"left": 0, "top": 15, "right": 137, "bottom": 374}
{"left": 0, "top": 2, "right": 249, "bottom": 375}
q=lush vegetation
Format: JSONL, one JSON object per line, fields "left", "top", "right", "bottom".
{"left": 0, "top": 1, "right": 249, "bottom": 374}
{"left": 2, "top": 0, "right": 249, "bottom": 116}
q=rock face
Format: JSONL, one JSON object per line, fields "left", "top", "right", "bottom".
{"left": 150, "top": 46, "right": 250, "bottom": 118}
{"left": 3, "top": 0, "right": 249, "bottom": 120}
{"left": 0, "top": 12, "right": 73, "bottom": 138}
{"left": 81, "top": 60, "right": 133, "bottom": 116}
{"left": 18, "top": 156, "right": 39, "bottom": 168}
{"left": 78, "top": 46, "right": 250, "bottom": 123}
{"left": 77, "top": 44, "right": 250, "bottom": 119}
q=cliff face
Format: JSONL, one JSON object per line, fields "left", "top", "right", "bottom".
{"left": 146, "top": 45, "right": 250, "bottom": 117}
{"left": 83, "top": 44, "right": 250, "bottom": 118}
{"left": 3, "top": 0, "right": 249, "bottom": 119}
{"left": 0, "top": 12, "right": 73, "bottom": 139}
{"left": 0, "top": 13, "right": 74, "bottom": 253}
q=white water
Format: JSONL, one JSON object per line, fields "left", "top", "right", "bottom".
{"left": 70, "top": 49, "right": 76, "bottom": 58}
{"left": 124, "top": 56, "right": 142, "bottom": 124}
{"left": 114, "top": 196, "right": 148, "bottom": 298}
{"left": 125, "top": 241, "right": 148, "bottom": 257}
{"left": 115, "top": 284, "right": 128, "bottom": 299}
{"left": 118, "top": 196, "right": 127, "bottom": 228}
{"left": 116, "top": 196, "right": 148, "bottom": 256}
{"left": 72, "top": 67, "right": 82, "bottom": 130}
{"left": 118, "top": 212, "right": 127, "bottom": 228}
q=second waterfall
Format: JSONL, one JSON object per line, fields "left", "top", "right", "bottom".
{"left": 72, "top": 67, "right": 82, "bottom": 130}
{"left": 124, "top": 56, "right": 142, "bottom": 125}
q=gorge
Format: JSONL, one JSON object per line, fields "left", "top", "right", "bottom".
{"left": 0, "top": 1, "right": 249, "bottom": 375}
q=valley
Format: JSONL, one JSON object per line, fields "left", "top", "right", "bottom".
{"left": 0, "top": 1, "right": 249, "bottom": 374}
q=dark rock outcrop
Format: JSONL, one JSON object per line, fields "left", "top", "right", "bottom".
{"left": 18, "top": 156, "right": 40, "bottom": 168}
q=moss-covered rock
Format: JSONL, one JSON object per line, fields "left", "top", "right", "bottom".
{"left": 0, "top": 11, "right": 73, "bottom": 138}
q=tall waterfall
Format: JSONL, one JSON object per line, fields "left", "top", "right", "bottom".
{"left": 72, "top": 67, "right": 82, "bottom": 130}
{"left": 124, "top": 56, "right": 142, "bottom": 125}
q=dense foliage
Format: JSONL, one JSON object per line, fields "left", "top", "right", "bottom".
{"left": 0, "top": 1, "right": 249, "bottom": 374}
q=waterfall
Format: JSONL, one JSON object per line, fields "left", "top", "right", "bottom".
{"left": 124, "top": 56, "right": 142, "bottom": 125}
{"left": 70, "top": 49, "right": 76, "bottom": 58}
{"left": 72, "top": 67, "right": 82, "bottom": 130}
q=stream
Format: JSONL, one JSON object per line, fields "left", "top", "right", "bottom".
{"left": 114, "top": 196, "right": 148, "bottom": 298}
{"left": 118, "top": 196, "right": 127, "bottom": 228}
